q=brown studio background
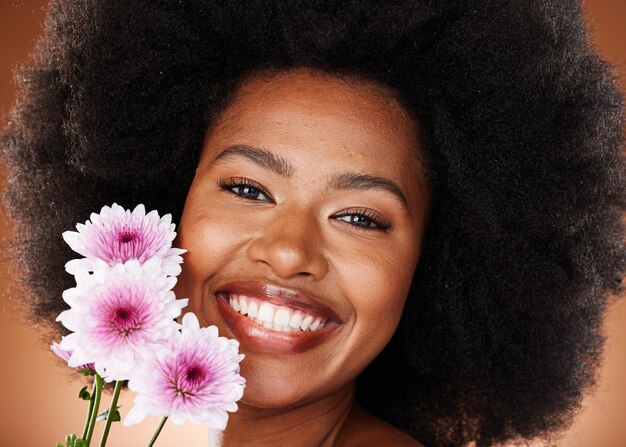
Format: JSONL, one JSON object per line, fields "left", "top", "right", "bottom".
{"left": 0, "top": 1, "right": 624, "bottom": 446}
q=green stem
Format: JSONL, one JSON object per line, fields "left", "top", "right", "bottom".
{"left": 146, "top": 417, "right": 168, "bottom": 447}
{"left": 85, "top": 375, "right": 104, "bottom": 447}
{"left": 81, "top": 378, "right": 97, "bottom": 440}
{"left": 98, "top": 380, "right": 123, "bottom": 447}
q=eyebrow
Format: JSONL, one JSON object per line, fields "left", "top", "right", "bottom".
{"left": 328, "top": 171, "right": 408, "bottom": 208}
{"left": 213, "top": 144, "right": 408, "bottom": 207}
{"left": 214, "top": 145, "right": 293, "bottom": 177}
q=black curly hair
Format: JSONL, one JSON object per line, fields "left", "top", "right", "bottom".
{"left": 2, "top": 0, "right": 625, "bottom": 445}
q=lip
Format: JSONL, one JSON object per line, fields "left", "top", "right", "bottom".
{"left": 214, "top": 280, "right": 342, "bottom": 355}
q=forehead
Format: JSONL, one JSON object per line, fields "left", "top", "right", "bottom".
{"left": 203, "top": 69, "right": 426, "bottom": 192}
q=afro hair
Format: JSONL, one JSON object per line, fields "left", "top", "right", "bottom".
{"left": 2, "top": 0, "right": 625, "bottom": 445}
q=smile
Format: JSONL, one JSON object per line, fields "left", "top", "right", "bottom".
{"left": 226, "top": 294, "right": 328, "bottom": 332}
{"left": 214, "top": 281, "right": 341, "bottom": 355}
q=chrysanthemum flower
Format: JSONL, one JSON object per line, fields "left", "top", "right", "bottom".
{"left": 51, "top": 340, "right": 96, "bottom": 375}
{"left": 56, "top": 259, "right": 188, "bottom": 381}
{"left": 63, "top": 203, "right": 185, "bottom": 276}
{"left": 124, "top": 313, "right": 245, "bottom": 430}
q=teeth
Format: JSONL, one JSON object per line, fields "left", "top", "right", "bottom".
{"left": 239, "top": 298, "right": 248, "bottom": 315}
{"left": 231, "top": 298, "right": 241, "bottom": 312}
{"left": 257, "top": 302, "right": 274, "bottom": 322}
{"left": 300, "top": 315, "right": 313, "bottom": 331}
{"left": 226, "top": 294, "right": 328, "bottom": 333}
{"left": 289, "top": 312, "right": 302, "bottom": 329}
{"left": 309, "top": 318, "right": 321, "bottom": 331}
{"left": 248, "top": 301, "right": 258, "bottom": 318}
{"left": 274, "top": 308, "right": 291, "bottom": 327}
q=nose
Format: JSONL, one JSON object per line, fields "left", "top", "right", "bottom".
{"left": 246, "top": 205, "right": 329, "bottom": 280}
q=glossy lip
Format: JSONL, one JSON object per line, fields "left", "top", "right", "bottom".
{"left": 214, "top": 280, "right": 342, "bottom": 355}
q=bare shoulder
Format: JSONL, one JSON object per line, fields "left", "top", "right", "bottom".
{"left": 334, "top": 404, "right": 423, "bottom": 447}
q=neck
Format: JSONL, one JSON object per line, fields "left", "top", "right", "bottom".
{"left": 220, "top": 382, "right": 355, "bottom": 447}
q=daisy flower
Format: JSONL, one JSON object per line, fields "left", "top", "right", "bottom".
{"left": 51, "top": 340, "right": 96, "bottom": 375}
{"left": 63, "top": 203, "right": 185, "bottom": 276}
{"left": 124, "top": 312, "right": 245, "bottom": 430}
{"left": 56, "top": 258, "right": 188, "bottom": 381}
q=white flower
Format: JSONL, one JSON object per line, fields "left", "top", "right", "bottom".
{"left": 125, "top": 313, "right": 245, "bottom": 430}
{"left": 56, "top": 259, "right": 188, "bottom": 382}
{"left": 50, "top": 340, "right": 96, "bottom": 374}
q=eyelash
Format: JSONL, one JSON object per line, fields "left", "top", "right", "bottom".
{"left": 333, "top": 208, "right": 392, "bottom": 232}
{"left": 218, "top": 177, "right": 274, "bottom": 202}
{"left": 218, "top": 177, "right": 391, "bottom": 232}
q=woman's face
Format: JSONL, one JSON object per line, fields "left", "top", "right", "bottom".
{"left": 175, "top": 69, "right": 429, "bottom": 409}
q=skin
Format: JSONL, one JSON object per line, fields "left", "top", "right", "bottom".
{"left": 175, "top": 68, "right": 429, "bottom": 446}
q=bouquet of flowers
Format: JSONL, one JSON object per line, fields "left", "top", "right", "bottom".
{"left": 51, "top": 204, "right": 245, "bottom": 447}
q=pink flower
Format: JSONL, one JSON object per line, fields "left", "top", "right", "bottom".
{"left": 51, "top": 341, "right": 96, "bottom": 375}
{"left": 63, "top": 203, "right": 185, "bottom": 276}
{"left": 124, "top": 313, "right": 245, "bottom": 430}
{"left": 56, "top": 259, "right": 188, "bottom": 381}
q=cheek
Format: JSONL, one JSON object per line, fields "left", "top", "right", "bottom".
{"left": 355, "top": 261, "right": 412, "bottom": 325}
{"left": 335, "top": 241, "right": 417, "bottom": 362}
{"left": 174, "top": 200, "right": 254, "bottom": 317}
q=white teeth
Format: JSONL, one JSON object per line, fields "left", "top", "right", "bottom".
{"left": 239, "top": 298, "right": 248, "bottom": 315}
{"left": 309, "top": 318, "right": 321, "bottom": 331}
{"left": 226, "top": 294, "right": 329, "bottom": 333}
{"left": 257, "top": 302, "right": 274, "bottom": 322}
{"left": 300, "top": 315, "right": 313, "bottom": 331}
{"left": 289, "top": 312, "right": 302, "bottom": 329}
{"left": 274, "top": 308, "right": 291, "bottom": 327}
{"left": 248, "top": 301, "right": 258, "bottom": 318}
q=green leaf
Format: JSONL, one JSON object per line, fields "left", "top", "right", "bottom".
{"left": 78, "top": 386, "right": 91, "bottom": 401}
{"left": 58, "top": 433, "right": 80, "bottom": 447}
{"left": 57, "top": 433, "right": 87, "bottom": 447}
{"left": 110, "top": 409, "right": 121, "bottom": 422}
